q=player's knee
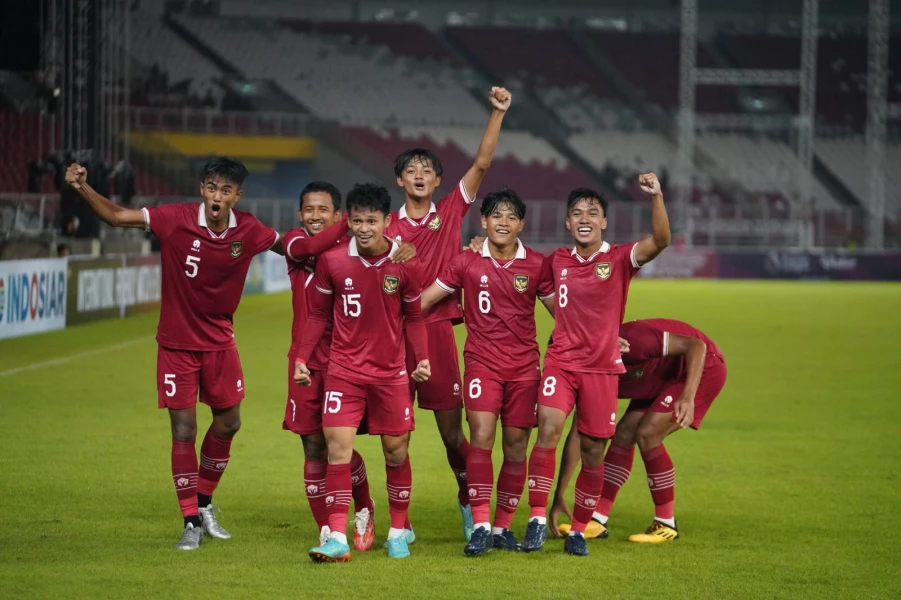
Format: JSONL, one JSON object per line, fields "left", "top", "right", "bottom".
{"left": 438, "top": 424, "right": 465, "bottom": 449}
{"left": 635, "top": 424, "right": 664, "bottom": 451}
{"left": 502, "top": 437, "right": 529, "bottom": 463}
{"left": 217, "top": 417, "right": 241, "bottom": 438}
{"left": 536, "top": 421, "right": 563, "bottom": 448}
{"left": 171, "top": 420, "right": 196, "bottom": 442}
{"left": 301, "top": 435, "right": 327, "bottom": 461}
{"left": 579, "top": 436, "right": 606, "bottom": 466}
{"left": 382, "top": 437, "right": 409, "bottom": 464}
{"left": 613, "top": 426, "right": 637, "bottom": 448}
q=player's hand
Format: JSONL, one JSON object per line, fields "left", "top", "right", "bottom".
{"left": 412, "top": 359, "right": 431, "bottom": 383}
{"left": 673, "top": 394, "right": 694, "bottom": 428}
{"left": 293, "top": 361, "right": 312, "bottom": 386}
{"left": 468, "top": 236, "right": 486, "bottom": 253}
{"left": 392, "top": 238, "right": 417, "bottom": 263}
{"left": 638, "top": 172, "right": 662, "bottom": 197}
{"left": 65, "top": 163, "right": 87, "bottom": 189}
{"left": 549, "top": 494, "right": 573, "bottom": 538}
{"left": 489, "top": 86, "right": 512, "bottom": 112}
{"left": 618, "top": 337, "right": 630, "bottom": 354}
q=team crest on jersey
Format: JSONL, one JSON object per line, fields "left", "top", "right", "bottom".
{"left": 383, "top": 275, "right": 400, "bottom": 294}
{"left": 427, "top": 214, "right": 442, "bottom": 230}
{"left": 513, "top": 274, "right": 529, "bottom": 293}
{"left": 230, "top": 241, "right": 243, "bottom": 258}
{"left": 596, "top": 262, "right": 611, "bottom": 279}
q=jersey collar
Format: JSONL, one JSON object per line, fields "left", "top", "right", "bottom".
{"left": 482, "top": 238, "right": 526, "bottom": 262}
{"left": 197, "top": 203, "right": 237, "bottom": 238}
{"left": 348, "top": 236, "right": 400, "bottom": 267}
{"left": 571, "top": 241, "right": 610, "bottom": 263}
{"left": 398, "top": 202, "right": 438, "bottom": 226}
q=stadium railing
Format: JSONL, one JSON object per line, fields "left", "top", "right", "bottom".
{"left": 118, "top": 107, "right": 316, "bottom": 136}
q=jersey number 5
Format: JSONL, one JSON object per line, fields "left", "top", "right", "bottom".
{"left": 185, "top": 255, "right": 200, "bottom": 278}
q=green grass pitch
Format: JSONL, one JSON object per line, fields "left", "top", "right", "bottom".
{"left": 1, "top": 280, "right": 899, "bottom": 599}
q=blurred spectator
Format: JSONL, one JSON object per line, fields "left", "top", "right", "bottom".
{"left": 56, "top": 243, "right": 70, "bottom": 257}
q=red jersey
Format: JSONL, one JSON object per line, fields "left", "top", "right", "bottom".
{"left": 544, "top": 241, "right": 640, "bottom": 374}
{"left": 298, "top": 238, "right": 428, "bottom": 385}
{"left": 284, "top": 221, "right": 351, "bottom": 367}
{"left": 142, "top": 203, "right": 278, "bottom": 351}
{"left": 435, "top": 240, "right": 554, "bottom": 381}
{"left": 385, "top": 180, "right": 475, "bottom": 325}
{"left": 618, "top": 318, "right": 723, "bottom": 400}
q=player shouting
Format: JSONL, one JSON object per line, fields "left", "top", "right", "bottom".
{"left": 385, "top": 86, "right": 511, "bottom": 541}
{"left": 66, "top": 157, "right": 280, "bottom": 550}
{"left": 521, "top": 173, "right": 671, "bottom": 556}
{"left": 294, "top": 183, "right": 429, "bottom": 561}
{"left": 552, "top": 318, "right": 727, "bottom": 543}
{"left": 420, "top": 187, "right": 555, "bottom": 556}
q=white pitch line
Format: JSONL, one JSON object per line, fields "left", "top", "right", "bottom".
{"left": 0, "top": 336, "right": 154, "bottom": 378}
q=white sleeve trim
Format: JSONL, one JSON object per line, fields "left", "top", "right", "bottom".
{"left": 141, "top": 207, "right": 151, "bottom": 233}
{"left": 286, "top": 235, "right": 305, "bottom": 261}
{"left": 538, "top": 292, "right": 556, "bottom": 301}
{"left": 662, "top": 331, "right": 670, "bottom": 357}
{"left": 315, "top": 286, "right": 333, "bottom": 295}
{"left": 630, "top": 242, "right": 641, "bottom": 269}
{"left": 435, "top": 279, "right": 456, "bottom": 294}
{"left": 268, "top": 230, "right": 280, "bottom": 251}
{"left": 403, "top": 294, "right": 422, "bottom": 303}
{"left": 458, "top": 179, "right": 475, "bottom": 205}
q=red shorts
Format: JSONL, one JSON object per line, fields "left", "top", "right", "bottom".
{"left": 323, "top": 375, "right": 414, "bottom": 436}
{"left": 156, "top": 346, "right": 244, "bottom": 410}
{"left": 283, "top": 360, "right": 325, "bottom": 435}
{"left": 626, "top": 355, "right": 728, "bottom": 430}
{"left": 538, "top": 365, "right": 619, "bottom": 438}
{"left": 406, "top": 320, "right": 462, "bottom": 411}
{"left": 464, "top": 366, "right": 538, "bottom": 428}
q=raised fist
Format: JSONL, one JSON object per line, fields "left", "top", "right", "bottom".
{"left": 638, "top": 173, "right": 662, "bottom": 196}
{"left": 66, "top": 163, "right": 87, "bottom": 190}
{"left": 489, "top": 86, "right": 512, "bottom": 112}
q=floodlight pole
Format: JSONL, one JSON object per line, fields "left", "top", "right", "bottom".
{"left": 676, "top": 0, "right": 697, "bottom": 245}
{"left": 865, "top": 0, "right": 889, "bottom": 249}
{"left": 798, "top": 0, "right": 818, "bottom": 248}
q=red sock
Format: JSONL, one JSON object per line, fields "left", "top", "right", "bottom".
{"left": 598, "top": 443, "right": 634, "bottom": 517}
{"left": 325, "top": 463, "right": 353, "bottom": 537}
{"left": 304, "top": 458, "right": 328, "bottom": 529}
{"left": 571, "top": 463, "right": 604, "bottom": 533}
{"left": 386, "top": 455, "right": 412, "bottom": 530}
{"left": 466, "top": 447, "right": 494, "bottom": 525}
{"left": 494, "top": 459, "right": 525, "bottom": 530}
{"left": 642, "top": 445, "right": 675, "bottom": 521}
{"left": 350, "top": 450, "right": 372, "bottom": 513}
{"left": 527, "top": 446, "right": 556, "bottom": 519}
{"left": 446, "top": 438, "right": 470, "bottom": 506}
{"left": 197, "top": 429, "right": 233, "bottom": 498}
{"left": 171, "top": 440, "right": 198, "bottom": 518}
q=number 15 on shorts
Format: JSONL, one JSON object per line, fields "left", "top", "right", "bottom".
{"left": 323, "top": 391, "right": 343, "bottom": 414}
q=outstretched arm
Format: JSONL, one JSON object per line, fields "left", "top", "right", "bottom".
{"left": 284, "top": 216, "right": 349, "bottom": 263}
{"left": 420, "top": 281, "right": 452, "bottom": 312}
{"left": 65, "top": 163, "right": 145, "bottom": 228}
{"left": 632, "top": 173, "right": 671, "bottom": 266}
{"left": 461, "top": 87, "right": 512, "bottom": 200}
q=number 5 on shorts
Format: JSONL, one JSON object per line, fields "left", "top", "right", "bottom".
{"left": 542, "top": 376, "right": 557, "bottom": 397}
{"left": 324, "top": 391, "right": 343, "bottom": 414}
{"left": 164, "top": 373, "right": 177, "bottom": 397}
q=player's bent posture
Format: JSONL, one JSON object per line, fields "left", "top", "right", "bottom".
{"left": 551, "top": 319, "right": 727, "bottom": 543}
{"left": 420, "top": 188, "right": 555, "bottom": 556}
{"left": 521, "top": 174, "right": 670, "bottom": 557}
{"left": 282, "top": 182, "right": 414, "bottom": 551}
{"left": 294, "top": 183, "right": 429, "bottom": 562}
{"left": 65, "top": 158, "right": 281, "bottom": 550}
{"left": 385, "top": 86, "right": 511, "bottom": 541}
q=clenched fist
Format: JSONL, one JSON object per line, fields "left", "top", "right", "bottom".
{"left": 66, "top": 164, "right": 87, "bottom": 190}
{"left": 638, "top": 173, "right": 662, "bottom": 197}
{"left": 489, "top": 86, "right": 512, "bottom": 112}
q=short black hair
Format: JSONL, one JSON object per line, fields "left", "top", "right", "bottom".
{"left": 480, "top": 186, "right": 526, "bottom": 220}
{"left": 567, "top": 187, "right": 608, "bottom": 217}
{"left": 200, "top": 156, "right": 248, "bottom": 188}
{"left": 394, "top": 148, "right": 443, "bottom": 178}
{"left": 346, "top": 183, "right": 391, "bottom": 217}
{"left": 300, "top": 181, "right": 341, "bottom": 211}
